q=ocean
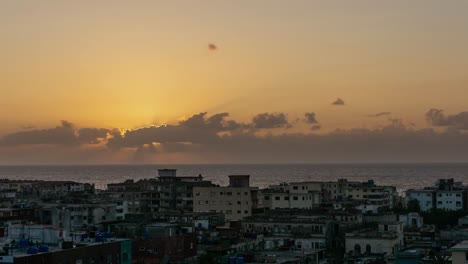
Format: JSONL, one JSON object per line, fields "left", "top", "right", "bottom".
{"left": 1, "top": 163, "right": 468, "bottom": 194}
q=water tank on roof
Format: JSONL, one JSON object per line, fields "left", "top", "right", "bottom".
{"left": 19, "top": 239, "right": 29, "bottom": 248}
{"left": 237, "top": 256, "right": 245, "bottom": 264}
{"left": 228, "top": 256, "right": 236, "bottom": 264}
{"left": 104, "top": 232, "right": 112, "bottom": 238}
{"left": 26, "top": 246, "right": 38, "bottom": 254}
{"left": 95, "top": 232, "right": 104, "bottom": 242}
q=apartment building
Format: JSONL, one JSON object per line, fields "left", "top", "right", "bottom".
{"left": 345, "top": 180, "right": 397, "bottom": 209}
{"left": 406, "top": 179, "right": 466, "bottom": 212}
{"left": 193, "top": 175, "right": 256, "bottom": 221}
{"left": 262, "top": 182, "right": 321, "bottom": 210}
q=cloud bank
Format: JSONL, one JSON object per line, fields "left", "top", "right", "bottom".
{"left": 2, "top": 110, "right": 468, "bottom": 164}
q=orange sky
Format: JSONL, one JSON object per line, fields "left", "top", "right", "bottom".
{"left": 1, "top": 1, "right": 468, "bottom": 164}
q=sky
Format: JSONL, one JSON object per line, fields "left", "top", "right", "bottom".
{"left": 1, "top": 1, "right": 468, "bottom": 164}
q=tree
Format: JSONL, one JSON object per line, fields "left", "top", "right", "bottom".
{"left": 407, "top": 199, "right": 421, "bottom": 212}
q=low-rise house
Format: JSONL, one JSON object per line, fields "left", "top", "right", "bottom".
{"left": 38, "top": 203, "right": 117, "bottom": 233}
{"left": 345, "top": 222, "right": 404, "bottom": 260}
{"left": 452, "top": 240, "right": 468, "bottom": 264}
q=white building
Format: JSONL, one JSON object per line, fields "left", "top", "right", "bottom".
{"left": 345, "top": 222, "right": 404, "bottom": 258}
{"left": 436, "top": 189, "right": 464, "bottom": 210}
{"left": 405, "top": 179, "right": 466, "bottom": 212}
{"left": 405, "top": 189, "right": 434, "bottom": 212}
{"left": 262, "top": 182, "right": 321, "bottom": 210}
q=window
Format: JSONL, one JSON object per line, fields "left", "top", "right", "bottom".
{"left": 237, "top": 210, "right": 241, "bottom": 214}
{"left": 244, "top": 192, "right": 249, "bottom": 195}
{"left": 227, "top": 192, "right": 232, "bottom": 196}
{"left": 284, "top": 197, "right": 289, "bottom": 200}
{"left": 275, "top": 197, "right": 280, "bottom": 200}
{"left": 293, "top": 186, "right": 298, "bottom": 190}
{"left": 226, "top": 210, "right": 232, "bottom": 214}
{"left": 237, "top": 201, "right": 241, "bottom": 205}
{"left": 264, "top": 196, "right": 270, "bottom": 200}
{"left": 244, "top": 210, "right": 248, "bottom": 214}
{"left": 293, "top": 196, "right": 298, "bottom": 200}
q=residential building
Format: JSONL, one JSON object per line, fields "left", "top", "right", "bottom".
{"left": 345, "top": 222, "right": 404, "bottom": 259}
{"left": 452, "top": 240, "right": 468, "bottom": 264}
{"left": 193, "top": 175, "right": 256, "bottom": 222}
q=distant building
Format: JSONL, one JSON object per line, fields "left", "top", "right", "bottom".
{"left": 193, "top": 175, "right": 256, "bottom": 222}
{"left": 262, "top": 182, "right": 321, "bottom": 210}
{"left": 38, "top": 203, "right": 117, "bottom": 233}
{"left": 1, "top": 238, "right": 132, "bottom": 264}
{"left": 345, "top": 222, "right": 404, "bottom": 259}
{"left": 406, "top": 179, "right": 466, "bottom": 212}
{"left": 105, "top": 169, "right": 214, "bottom": 216}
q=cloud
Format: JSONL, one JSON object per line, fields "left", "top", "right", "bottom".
{"left": 106, "top": 112, "right": 245, "bottom": 150}
{"left": 4, "top": 111, "right": 468, "bottom": 164}
{"left": 332, "top": 98, "right": 345, "bottom": 106}
{"left": 368, "top": 112, "right": 391, "bottom": 117}
{"left": 426, "top": 109, "right": 468, "bottom": 129}
{"left": 208, "top": 43, "right": 217, "bottom": 51}
{"left": 78, "top": 128, "right": 110, "bottom": 144}
{"left": 1, "top": 121, "right": 78, "bottom": 146}
{"left": 304, "top": 112, "right": 321, "bottom": 130}
{"left": 252, "top": 113, "right": 291, "bottom": 129}
{"left": 304, "top": 112, "right": 318, "bottom": 124}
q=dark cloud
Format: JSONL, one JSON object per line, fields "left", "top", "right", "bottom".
{"left": 252, "top": 113, "right": 291, "bottom": 129}
{"left": 179, "top": 112, "right": 244, "bottom": 131}
{"left": 304, "top": 112, "right": 320, "bottom": 130}
{"left": 304, "top": 112, "right": 318, "bottom": 124}
{"left": 78, "top": 128, "right": 110, "bottom": 144}
{"left": 1, "top": 121, "right": 77, "bottom": 146}
{"left": 332, "top": 98, "right": 345, "bottom": 106}
{"left": 310, "top": 125, "right": 321, "bottom": 131}
{"left": 4, "top": 111, "right": 468, "bottom": 164}
{"left": 106, "top": 112, "right": 245, "bottom": 150}
{"left": 208, "top": 43, "right": 217, "bottom": 51}
{"left": 426, "top": 109, "right": 468, "bottom": 129}
{"left": 368, "top": 112, "right": 391, "bottom": 117}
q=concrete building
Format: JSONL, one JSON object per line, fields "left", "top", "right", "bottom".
{"left": 406, "top": 178, "right": 466, "bottom": 212}
{"left": 406, "top": 189, "right": 435, "bottom": 212}
{"left": 241, "top": 210, "right": 346, "bottom": 255}
{"left": 106, "top": 169, "right": 215, "bottom": 215}
{"left": 193, "top": 175, "right": 255, "bottom": 221}
{"left": 345, "top": 180, "right": 398, "bottom": 210}
{"left": 262, "top": 182, "right": 321, "bottom": 210}
{"left": 321, "top": 179, "right": 359, "bottom": 203}
{"left": 0, "top": 238, "right": 132, "bottom": 264}
{"left": 38, "top": 203, "right": 117, "bottom": 233}
{"left": 452, "top": 240, "right": 468, "bottom": 264}
{"left": 345, "top": 222, "right": 404, "bottom": 259}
